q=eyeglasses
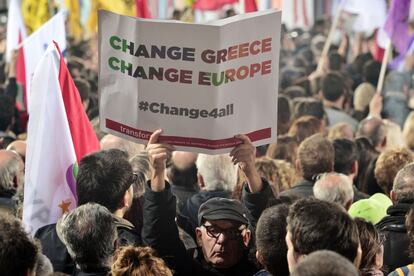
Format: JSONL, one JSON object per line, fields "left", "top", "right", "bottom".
{"left": 202, "top": 224, "right": 246, "bottom": 240}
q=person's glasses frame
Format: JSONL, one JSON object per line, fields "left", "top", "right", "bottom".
{"left": 201, "top": 223, "right": 247, "bottom": 240}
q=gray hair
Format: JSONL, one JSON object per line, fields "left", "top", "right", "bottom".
{"left": 100, "top": 134, "right": 145, "bottom": 158}
{"left": 129, "top": 151, "right": 151, "bottom": 197}
{"left": 0, "top": 150, "right": 23, "bottom": 192}
{"left": 313, "top": 172, "right": 354, "bottom": 208}
{"left": 35, "top": 253, "right": 53, "bottom": 275}
{"left": 56, "top": 203, "right": 117, "bottom": 271}
{"left": 356, "top": 117, "right": 386, "bottom": 148}
{"left": 196, "top": 154, "right": 238, "bottom": 191}
{"left": 393, "top": 163, "right": 414, "bottom": 202}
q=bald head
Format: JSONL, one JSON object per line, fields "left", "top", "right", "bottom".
{"left": 100, "top": 134, "right": 145, "bottom": 158}
{"left": 313, "top": 173, "right": 354, "bottom": 209}
{"left": 356, "top": 118, "right": 386, "bottom": 151}
{"left": 172, "top": 151, "right": 198, "bottom": 170}
{"left": 0, "top": 150, "right": 24, "bottom": 193}
{"left": 392, "top": 163, "right": 414, "bottom": 203}
{"left": 6, "top": 140, "right": 26, "bottom": 162}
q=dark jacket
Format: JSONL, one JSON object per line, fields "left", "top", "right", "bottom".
{"left": 280, "top": 179, "right": 314, "bottom": 199}
{"left": 35, "top": 215, "right": 142, "bottom": 274}
{"left": 0, "top": 189, "right": 16, "bottom": 214}
{"left": 73, "top": 268, "right": 109, "bottom": 276}
{"left": 376, "top": 201, "right": 414, "bottom": 273}
{"left": 142, "top": 180, "right": 271, "bottom": 276}
{"left": 353, "top": 185, "right": 369, "bottom": 202}
{"left": 171, "top": 183, "right": 198, "bottom": 213}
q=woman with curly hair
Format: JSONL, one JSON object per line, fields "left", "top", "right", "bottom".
{"left": 111, "top": 246, "right": 173, "bottom": 276}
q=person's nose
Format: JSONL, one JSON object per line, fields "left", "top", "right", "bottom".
{"left": 216, "top": 232, "right": 229, "bottom": 244}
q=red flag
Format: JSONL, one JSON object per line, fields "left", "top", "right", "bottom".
{"left": 245, "top": 0, "right": 258, "bottom": 13}
{"left": 16, "top": 31, "right": 27, "bottom": 108}
{"left": 136, "top": 0, "right": 152, "bottom": 18}
{"left": 194, "top": 0, "right": 238, "bottom": 11}
{"left": 54, "top": 42, "right": 100, "bottom": 162}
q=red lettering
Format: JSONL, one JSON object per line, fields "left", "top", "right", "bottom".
{"left": 225, "top": 69, "right": 236, "bottom": 82}
{"left": 180, "top": 70, "right": 193, "bottom": 84}
{"left": 262, "top": 38, "right": 272, "bottom": 52}
{"left": 198, "top": 71, "right": 211, "bottom": 85}
{"left": 250, "top": 63, "right": 261, "bottom": 77}
{"left": 236, "top": 66, "right": 249, "bottom": 80}
{"left": 239, "top": 43, "right": 249, "bottom": 57}
{"left": 228, "top": 46, "right": 238, "bottom": 60}
{"left": 262, "top": 60, "right": 272, "bottom": 75}
{"left": 249, "top": 40, "right": 261, "bottom": 55}
{"left": 216, "top": 49, "right": 227, "bottom": 64}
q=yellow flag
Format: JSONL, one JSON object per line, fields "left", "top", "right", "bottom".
{"left": 87, "top": 0, "right": 136, "bottom": 34}
{"left": 21, "top": 0, "right": 52, "bottom": 34}
{"left": 66, "top": 0, "right": 82, "bottom": 40}
{"left": 185, "top": 0, "right": 195, "bottom": 7}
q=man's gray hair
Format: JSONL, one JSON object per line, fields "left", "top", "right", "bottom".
{"left": 35, "top": 253, "right": 53, "bottom": 276}
{"left": 356, "top": 117, "right": 386, "bottom": 149}
{"left": 100, "top": 134, "right": 145, "bottom": 158}
{"left": 393, "top": 163, "right": 414, "bottom": 202}
{"left": 0, "top": 150, "right": 23, "bottom": 192}
{"left": 196, "top": 154, "right": 238, "bottom": 191}
{"left": 313, "top": 172, "right": 354, "bottom": 208}
{"left": 57, "top": 203, "right": 117, "bottom": 271}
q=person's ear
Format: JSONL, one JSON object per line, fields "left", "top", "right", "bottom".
{"left": 350, "top": 161, "right": 358, "bottom": 179}
{"left": 198, "top": 173, "right": 205, "bottom": 190}
{"left": 381, "top": 136, "right": 387, "bottom": 150}
{"left": 318, "top": 90, "right": 323, "bottom": 99}
{"left": 13, "top": 175, "right": 19, "bottom": 189}
{"left": 242, "top": 229, "right": 251, "bottom": 247}
{"left": 295, "top": 159, "right": 301, "bottom": 175}
{"left": 354, "top": 243, "right": 362, "bottom": 269}
{"left": 345, "top": 199, "right": 353, "bottom": 211}
{"left": 123, "top": 186, "right": 133, "bottom": 209}
{"left": 196, "top": 227, "right": 203, "bottom": 247}
{"left": 256, "top": 250, "right": 264, "bottom": 265}
{"left": 390, "top": 190, "right": 397, "bottom": 204}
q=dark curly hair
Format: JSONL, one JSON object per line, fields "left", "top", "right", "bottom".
{"left": 287, "top": 198, "right": 360, "bottom": 262}
{"left": 0, "top": 213, "right": 38, "bottom": 276}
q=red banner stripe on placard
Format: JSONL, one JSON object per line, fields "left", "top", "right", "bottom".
{"left": 105, "top": 118, "right": 271, "bottom": 150}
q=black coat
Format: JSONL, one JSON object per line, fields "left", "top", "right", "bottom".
{"left": 280, "top": 179, "right": 314, "bottom": 199}
{"left": 142, "top": 180, "right": 273, "bottom": 276}
{"left": 376, "top": 201, "right": 414, "bottom": 274}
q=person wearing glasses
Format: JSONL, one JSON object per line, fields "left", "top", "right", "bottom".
{"left": 143, "top": 129, "right": 273, "bottom": 275}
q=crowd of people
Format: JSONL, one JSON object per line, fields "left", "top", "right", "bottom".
{"left": 3, "top": 4, "right": 414, "bottom": 276}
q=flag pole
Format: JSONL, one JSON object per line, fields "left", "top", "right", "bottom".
{"left": 377, "top": 40, "right": 392, "bottom": 93}
{"left": 239, "top": 0, "right": 245, "bottom": 14}
{"left": 317, "top": 0, "right": 346, "bottom": 72}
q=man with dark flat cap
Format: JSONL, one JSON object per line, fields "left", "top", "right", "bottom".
{"left": 142, "top": 130, "right": 273, "bottom": 276}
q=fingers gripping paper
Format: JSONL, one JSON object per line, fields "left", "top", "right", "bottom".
{"left": 98, "top": 10, "right": 281, "bottom": 154}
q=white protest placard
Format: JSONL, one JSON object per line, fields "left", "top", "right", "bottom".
{"left": 98, "top": 9, "right": 281, "bottom": 154}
